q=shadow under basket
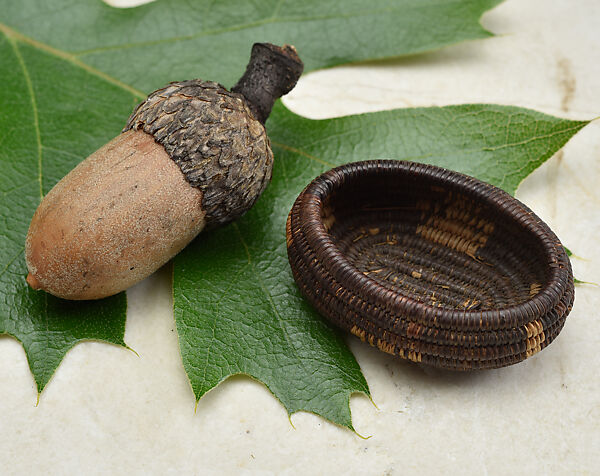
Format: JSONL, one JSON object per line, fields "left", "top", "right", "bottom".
{"left": 286, "top": 160, "right": 574, "bottom": 370}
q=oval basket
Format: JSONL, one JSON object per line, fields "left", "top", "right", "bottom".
{"left": 286, "top": 160, "right": 574, "bottom": 370}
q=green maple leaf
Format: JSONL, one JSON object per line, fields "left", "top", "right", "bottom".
{"left": 0, "top": 30, "right": 131, "bottom": 393}
{"left": 0, "top": 0, "right": 590, "bottom": 429}
{"left": 175, "top": 103, "right": 588, "bottom": 429}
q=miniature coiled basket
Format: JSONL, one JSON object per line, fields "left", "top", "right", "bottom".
{"left": 286, "top": 160, "right": 574, "bottom": 370}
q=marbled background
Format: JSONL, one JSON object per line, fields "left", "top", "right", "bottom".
{"left": 1, "top": 1, "right": 599, "bottom": 474}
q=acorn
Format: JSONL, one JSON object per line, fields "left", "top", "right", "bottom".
{"left": 25, "top": 43, "right": 304, "bottom": 300}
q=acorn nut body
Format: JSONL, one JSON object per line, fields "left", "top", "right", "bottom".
{"left": 25, "top": 43, "right": 304, "bottom": 300}
{"left": 26, "top": 129, "right": 207, "bottom": 300}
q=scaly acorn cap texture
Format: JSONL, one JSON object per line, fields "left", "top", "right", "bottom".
{"left": 25, "top": 43, "right": 303, "bottom": 300}
{"left": 124, "top": 43, "right": 303, "bottom": 228}
{"left": 123, "top": 80, "right": 270, "bottom": 228}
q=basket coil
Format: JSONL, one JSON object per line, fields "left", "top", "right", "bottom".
{"left": 286, "top": 160, "right": 574, "bottom": 370}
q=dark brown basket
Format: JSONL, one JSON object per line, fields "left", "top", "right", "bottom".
{"left": 286, "top": 160, "right": 574, "bottom": 370}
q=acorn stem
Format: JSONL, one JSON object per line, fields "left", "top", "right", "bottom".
{"left": 232, "top": 43, "right": 304, "bottom": 124}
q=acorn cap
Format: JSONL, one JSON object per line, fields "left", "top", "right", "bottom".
{"left": 124, "top": 43, "right": 304, "bottom": 228}
{"left": 124, "top": 80, "right": 272, "bottom": 228}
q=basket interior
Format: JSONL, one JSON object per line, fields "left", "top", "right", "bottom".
{"left": 324, "top": 170, "right": 549, "bottom": 311}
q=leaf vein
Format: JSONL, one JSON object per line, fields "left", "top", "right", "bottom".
{"left": 0, "top": 23, "right": 145, "bottom": 99}
{"left": 201, "top": 262, "right": 252, "bottom": 383}
{"left": 71, "top": 7, "right": 404, "bottom": 57}
{"left": 482, "top": 122, "right": 588, "bottom": 151}
{"left": 8, "top": 38, "right": 42, "bottom": 199}
{"left": 0, "top": 246, "right": 25, "bottom": 281}
{"left": 271, "top": 141, "right": 334, "bottom": 167}
{"left": 232, "top": 223, "right": 307, "bottom": 366}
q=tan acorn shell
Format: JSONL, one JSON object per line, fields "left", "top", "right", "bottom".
{"left": 26, "top": 130, "right": 205, "bottom": 300}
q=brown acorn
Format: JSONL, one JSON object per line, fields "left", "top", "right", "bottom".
{"left": 25, "top": 43, "right": 303, "bottom": 300}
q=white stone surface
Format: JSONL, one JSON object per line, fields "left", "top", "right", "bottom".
{"left": 1, "top": 1, "right": 599, "bottom": 474}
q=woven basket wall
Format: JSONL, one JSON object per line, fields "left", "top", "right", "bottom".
{"left": 286, "top": 160, "right": 574, "bottom": 370}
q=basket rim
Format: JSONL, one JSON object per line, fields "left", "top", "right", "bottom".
{"left": 292, "top": 159, "right": 571, "bottom": 330}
